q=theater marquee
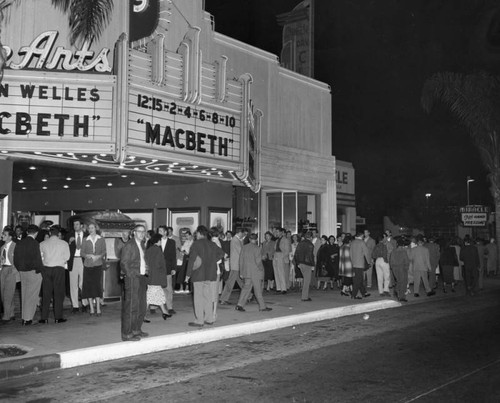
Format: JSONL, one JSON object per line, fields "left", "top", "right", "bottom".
{"left": 0, "top": 70, "right": 115, "bottom": 151}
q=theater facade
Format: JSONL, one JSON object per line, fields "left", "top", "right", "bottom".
{"left": 0, "top": 0, "right": 338, "bottom": 238}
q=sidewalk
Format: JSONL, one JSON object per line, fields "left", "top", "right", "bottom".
{"left": 3, "top": 277, "right": 497, "bottom": 380}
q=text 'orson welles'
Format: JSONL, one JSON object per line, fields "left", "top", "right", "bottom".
{"left": 145, "top": 122, "right": 233, "bottom": 156}
{"left": 0, "top": 84, "right": 101, "bottom": 137}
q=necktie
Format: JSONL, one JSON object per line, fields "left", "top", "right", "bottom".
{"left": 76, "top": 233, "right": 82, "bottom": 249}
{"left": 1, "top": 247, "right": 6, "bottom": 264}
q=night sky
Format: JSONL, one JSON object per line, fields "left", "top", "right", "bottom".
{"left": 204, "top": 0, "right": 498, "bottom": 227}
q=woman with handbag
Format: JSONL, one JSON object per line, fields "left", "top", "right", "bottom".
{"left": 81, "top": 223, "right": 107, "bottom": 316}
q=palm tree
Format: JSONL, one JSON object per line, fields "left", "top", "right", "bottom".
{"left": 51, "top": 0, "right": 114, "bottom": 47}
{"left": 421, "top": 71, "right": 500, "bottom": 266}
{"left": 0, "top": 0, "right": 114, "bottom": 80}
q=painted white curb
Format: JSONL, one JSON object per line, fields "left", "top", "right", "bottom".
{"left": 59, "top": 300, "right": 400, "bottom": 369}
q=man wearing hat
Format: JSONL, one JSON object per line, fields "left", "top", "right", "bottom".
{"left": 14, "top": 224, "right": 44, "bottom": 325}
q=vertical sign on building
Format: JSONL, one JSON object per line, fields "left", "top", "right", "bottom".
{"left": 277, "top": 0, "right": 314, "bottom": 78}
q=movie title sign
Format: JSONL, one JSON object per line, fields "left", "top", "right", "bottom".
{"left": 0, "top": 73, "right": 114, "bottom": 140}
{"left": 4, "top": 31, "right": 111, "bottom": 73}
{"left": 128, "top": 87, "right": 241, "bottom": 161}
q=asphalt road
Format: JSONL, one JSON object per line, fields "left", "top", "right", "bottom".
{"left": 2, "top": 289, "right": 499, "bottom": 403}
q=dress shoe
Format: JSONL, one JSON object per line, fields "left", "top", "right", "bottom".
{"left": 281, "top": 291, "right": 287, "bottom": 295}
{"left": 235, "top": 305, "right": 245, "bottom": 312}
{"left": 259, "top": 307, "right": 272, "bottom": 312}
{"left": 353, "top": 296, "right": 362, "bottom": 300}
{"left": 168, "top": 309, "right": 176, "bottom": 315}
{"left": 22, "top": 320, "right": 33, "bottom": 326}
{"left": 414, "top": 293, "right": 420, "bottom": 297}
{"left": 162, "top": 313, "right": 169, "bottom": 320}
{"left": 219, "top": 301, "right": 232, "bottom": 305}
{"left": 364, "top": 293, "right": 371, "bottom": 297}
{"left": 188, "top": 322, "right": 204, "bottom": 328}
{"left": 38, "top": 319, "right": 48, "bottom": 324}
{"left": 427, "top": 290, "right": 436, "bottom": 297}
{"left": 122, "top": 335, "right": 141, "bottom": 342}
{"left": 55, "top": 318, "right": 67, "bottom": 324}
{"left": 72, "top": 308, "right": 79, "bottom": 314}
{"left": 204, "top": 321, "right": 214, "bottom": 325}
{"left": 301, "top": 298, "right": 312, "bottom": 301}
{"left": 134, "top": 331, "right": 149, "bottom": 338}
{"left": 143, "top": 318, "right": 151, "bottom": 323}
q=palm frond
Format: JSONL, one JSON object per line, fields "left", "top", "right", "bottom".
{"left": 421, "top": 71, "right": 500, "bottom": 179}
{"left": 50, "top": 0, "right": 71, "bottom": 13}
{"left": 64, "top": 0, "right": 114, "bottom": 47}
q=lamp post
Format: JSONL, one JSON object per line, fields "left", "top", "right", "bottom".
{"left": 467, "top": 176, "right": 475, "bottom": 205}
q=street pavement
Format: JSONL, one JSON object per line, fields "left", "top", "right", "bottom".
{"left": 1, "top": 277, "right": 498, "bottom": 380}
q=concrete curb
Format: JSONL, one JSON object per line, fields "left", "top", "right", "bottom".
{"left": 0, "top": 299, "right": 401, "bottom": 379}
{"left": 59, "top": 300, "right": 400, "bottom": 369}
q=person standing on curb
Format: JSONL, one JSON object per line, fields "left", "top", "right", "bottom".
{"left": 234, "top": 234, "right": 272, "bottom": 312}
{"left": 363, "top": 229, "right": 376, "bottom": 289}
{"left": 13, "top": 224, "right": 44, "bottom": 325}
{"left": 408, "top": 235, "right": 435, "bottom": 298}
{"left": 186, "top": 226, "right": 225, "bottom": 327}
{"left": 389, "top": 238, "right": 410, "bottom": 302}
{"left": 39, "top": 227, "right": 70, "bottom": 324}
{"left": 120, "top": 225, "right": 149, "bottom": 341}
{"left": 460, "top": 236, "right": 480, "bottom": 296}
{"left": 293, "top": 231, "right": 315, "bottom": 301}
{"left": 219, "top": 227, "right": 246, "bottom": 304}
{"left": 350, "top": 231, "right": 371, "bottom": 299}
{"left": 0, "top": 228, "right": 18, "bottom": 323}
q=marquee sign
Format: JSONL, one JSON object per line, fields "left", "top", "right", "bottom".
{"left": 128, "top": 86, "right": 241, "bottom": 162}
{"left": 0, "top": 71, "right": 114, "bottom": 144}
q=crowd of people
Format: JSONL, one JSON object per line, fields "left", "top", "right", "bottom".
{"left": 0, "top": 221, "right": 498, "bottom": 342}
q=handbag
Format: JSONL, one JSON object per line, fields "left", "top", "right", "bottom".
{"left": 320, "top": 264, "right": 328, "bottom": 277}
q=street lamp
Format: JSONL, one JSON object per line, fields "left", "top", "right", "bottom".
{"left": 425, "top": 193, "right": 431, "bottom": 206}
{"left": 467, "top": 176, "right": 475, "bottom": 205}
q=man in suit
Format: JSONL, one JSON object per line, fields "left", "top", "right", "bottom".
{"left": 186, "top": 226, "right": 225, "bottom": 327}
{"left": 66, "top": 219, "right": 88, "bottom": 313}
{"left": 0, "top": 228, "right": 18, "bottom": 323}
{"left": 120, "top": 224, "right": 149, "bottom": 341}
{"left": 363, "top": 229, "right": 376, "bottom": 288}
{"left": 13, "top": 224, "right": 44, "bottom": 325}
{"left": 408, "top": 235, "right": 436, "bottom": 298}
{"left": 158, "top": 225, "right": 178, "bottom": 316}
{"left": 273, "top": 227, "right": 292, "bottom": 294}
{"left": 234, "top": 233, "right": 272, "bottom": 312}
{"left": 219, "top": 227, "right": 246, "bottom": 304}
{"left": 350, "top": 230, "right": 372, "bottom": 299}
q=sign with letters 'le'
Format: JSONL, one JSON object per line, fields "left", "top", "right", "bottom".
{"left": 0, "top": 72, "right": 114, "bottom": 141}
{"left": 460, "top": 205, "right": 490, "bottom": 227}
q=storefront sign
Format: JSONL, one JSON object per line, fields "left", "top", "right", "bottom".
{"left": 460, "top": 205, "right": 489, "bottom": 227}
{"left": 0, "top": 72, "right": 114, "bottom": 140}
{"left": 128, "top": 87, "right": 241, "bottom": 161}
{"left": 336, "top": 165, "right": 354, "bottom": 194}
{"left": 4, "top": 31, "right": 111, "bottom": 73}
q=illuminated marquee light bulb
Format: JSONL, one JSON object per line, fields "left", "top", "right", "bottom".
{"left": 18, "top": 179, "right": 24, "bottom": 183}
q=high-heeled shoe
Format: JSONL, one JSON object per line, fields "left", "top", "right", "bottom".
{"left": 162, "top": 313, "right": 168, "bottom": 320}
{"left": 340, "top": 290, "right": 349, "bottom": 296}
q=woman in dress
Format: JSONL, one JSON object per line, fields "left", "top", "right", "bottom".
{"left": 261, "top": 231, "right": 275, "bottom": 291}
{"left": 145, "top": 234, "right": 169, "bottom": 320}
{"left": 315, "top": 236, "right": 329, "bottom": 290}
{"left": 327, "top": 235, "right": 340, "bottom": 289}
{"left": 338, "top": 233, "right": 353, "bottom": 296}
{"left": 81, "top": 223, "right": 107, "bottom": 316}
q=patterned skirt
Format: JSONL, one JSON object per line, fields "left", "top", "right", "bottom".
{"left": 147, "top": 285, "right": 166, "bottom": 306}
